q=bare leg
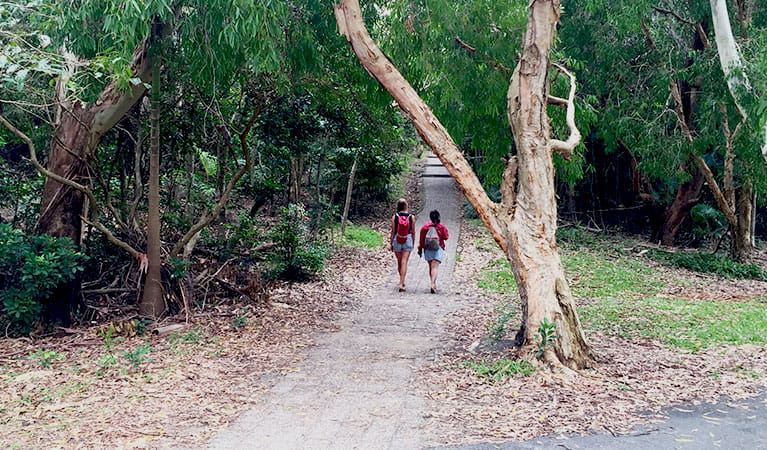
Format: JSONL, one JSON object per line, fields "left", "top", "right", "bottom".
{"left": 428, "top": 260, "right": 440, "bottom": 292}
{"left": 395, "top": 251, "right": 411, "bottom": 290}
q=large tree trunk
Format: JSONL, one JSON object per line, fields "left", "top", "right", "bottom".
{"left": 710, "top": 0, "right": 767, "bottom": 161}
{"left": 140, "top": 36, "right": 166, "bottom": 318}
{"left": 504, "top": 1, "right": 592, "bottom": 368}
{"left": 335, "top": 0, "right": 593, "bottom": 369}
{"left": 732, "top": 182, "right": 754, "bottom": 262}
{"left": 36, "top": 37, "right": 158, "bottom": 323}
{"left": 36, "top": 105, "right": 96, "bottom": 324}
{"left": 659, "top": 164, "right": 705, "bottom": 245}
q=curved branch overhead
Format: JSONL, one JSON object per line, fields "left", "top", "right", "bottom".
{"left": 549, "top": 63, "right": 582, "bottom": 160}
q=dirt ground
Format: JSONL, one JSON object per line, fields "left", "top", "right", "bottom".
{"left": 2, "top": 196, "right": 766, "bottom": 447}
{"left": 418, "top": 221, "right": 767, "bottom": 445}
{"left": 0, "top": 245, "right": 390, "bottom": 448}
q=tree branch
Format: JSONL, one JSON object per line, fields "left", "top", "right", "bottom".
{"left": 652, "top": 6, "right": 696, "bottom": 25}
{"left": 169, "top": 99, "right": 266, "bottom": 259}
{"left": 454, "top": 35, "right": 512, "bottom": 77}
{"left": 669, "top": 82, "right": 737, "bottom": 225}
{"left": 0, "top": 114, "right": 141, "bottom": 258}
{"left": 549, "top": 63, "right": 581, "bottom": 160}
{"left": 335, "top": 0, "right": 506, "bottom": 254}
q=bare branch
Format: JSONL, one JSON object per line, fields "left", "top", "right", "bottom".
{"left": 652, "top": 6, "right": 696, "bottom": 25}
{"left": 549, "top": 63, "right": 581, "bottom": 160}
{"left": 640, "top": 18, "right": 657, "bottom": 50}
{"left": 547, "top": 95, "right": 567, "bottom": 107}
{"left": 0, "top": 113, "right": 141, "bottom": 258}
{"left": 454, "top": 35, "right": 512, "bottom": 77}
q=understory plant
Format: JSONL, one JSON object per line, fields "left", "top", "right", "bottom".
{"left": 269, "top": 203, "right": 329, "bottom": 281}
{"left": 464, "top": 358, "right": 536, "bottom": 382}
{"left": 0, "top": 224, "right": 85, "bottom": 331}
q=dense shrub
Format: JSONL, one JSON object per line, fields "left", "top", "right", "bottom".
{"left": 0, "top": 224, "right": 85, "bottom": 331}
{"left": 268, "top": 203, "right": 329, "bottom": 281}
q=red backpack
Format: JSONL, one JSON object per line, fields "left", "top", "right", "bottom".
{"left": 394, "top": 214, "right": 412, "bottom": 244}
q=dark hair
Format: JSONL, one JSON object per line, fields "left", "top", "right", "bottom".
{"left": 429, "top": 210, "right": 440, "bottom": 224}
{"left": 397, "top": 198, "right": 408, "bottom": 212}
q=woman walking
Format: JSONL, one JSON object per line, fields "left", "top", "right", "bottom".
{"left": 418, "top": 210, "right": 449, "bottom": 293}
{"left": 389, "top": 198, "right": 416, "bottom": 291}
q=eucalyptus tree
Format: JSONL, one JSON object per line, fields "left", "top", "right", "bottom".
{"left": 336, "top": 0, "right": 594, "bottom": 369}
{"left": 562, "top": 0, "right": 766, "bottom": 260}
{"left": 0, "top": 0, "right": 285, "bottom": 321}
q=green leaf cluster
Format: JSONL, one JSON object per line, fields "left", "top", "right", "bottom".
{"left": 268, "top": 203, "right": 329, "bottom": 281}
{"left": 0, "top": 224, "right": 85, "bottom": 331}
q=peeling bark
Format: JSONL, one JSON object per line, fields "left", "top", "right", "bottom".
{"left": 335, "top": 0, "right": 593, "bottom": 369}
{"left": 35, "top": 35, "right": 159, "bottom": 323}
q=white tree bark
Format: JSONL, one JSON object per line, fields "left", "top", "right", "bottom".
{"left": 709, "top": 0, "right": 767, "bottom": 161}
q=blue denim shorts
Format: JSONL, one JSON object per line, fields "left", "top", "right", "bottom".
{"left": 392, "top": 235, "right": 414, "bottom": 252}
{"left": 423, "top": 247, "right": 443, "bottom": 262}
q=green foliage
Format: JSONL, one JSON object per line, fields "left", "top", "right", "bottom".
{"left": 342, "top": 225, "right": 382, "bottom": 249}
{"left": 556, "top": 225, "right": 600, "bottom": 249}
{"left": 28, "top": 350, "right": 65, "bottom": 368}
{"left": 464, "top": 358, "right": 535, "bottom": 382}
{"left": 649, "top": 251, "right": 767, "bottom": 281}
{"left": 167, "top": 257, "right": 188, "bottom": 281}
{"left": 122, "top": 344, "right": 151, "bottom": 370}
{"left": 230, "top": 317, "right": 247, "bottom": 328}
{"left": 689, "top": 204, "right": 727, "bottom": 242}
{"left": 536, "top": 318, "right": 558, "bottom": 356}
{"left": 0, "top": 224, "right": 85, "bottom": 330}
{"left": 269, "top": 203, "right": 329, "bottom": 281}
{"left": 167, "top": 328, "right": 206, "bottom": 345}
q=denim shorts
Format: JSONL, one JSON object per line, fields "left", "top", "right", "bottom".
{"left": 424, "top": 247, "right": 443, "bottom": 262}
{"left": 392, "top": 235, "right": 414, "bottom": 252}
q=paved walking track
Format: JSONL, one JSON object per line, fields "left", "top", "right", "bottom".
{"left": 208, "top": 153, "right": 767, "bottom": 449}
{"left": 208, "top": 153, "right": 464, "bottom": 449}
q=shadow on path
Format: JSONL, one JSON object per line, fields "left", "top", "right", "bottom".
{"left": 208, "top": 152, "right": 463, "bottom": 449}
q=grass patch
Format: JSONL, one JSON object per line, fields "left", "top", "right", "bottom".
{"left": 581, "top": 297, "right": 767, "bottom": 351}
{"left": 477, "top": 258, "right": 517, "bottom": 295}
{"left": 474, "top": 231, "right": 767, "bottom": 352}
{"left": 464, "top": 358, "right": 535, "bottom": 382}
{"left": 564, "top": 251, "right": 664, "bottom": 299}
{"left": 477, "top": 249, "right": 663, "bottom": 300}
{"left": 341, "top": 224, "right": 383, "bottom": 249}
{"left": 649, "top": 250, "right": 767, "bottom": 280}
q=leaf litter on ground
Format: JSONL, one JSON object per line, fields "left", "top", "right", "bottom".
{"left": 417, "top": 221, "right": 767, "bottom": 446}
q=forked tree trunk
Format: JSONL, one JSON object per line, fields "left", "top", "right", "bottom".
{"left": 659, "top": 164, "right": 705, "bottom": 245}
{"left": 504, "top": 2, "right": 592, "bottom": 367}
{"left": 335, "top": 0, "right": 593, "bottom": 369}
{"left": 36, "top": 39, "right": 158, "bottom": 324}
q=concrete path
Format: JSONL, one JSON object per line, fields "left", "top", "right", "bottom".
{"left": 208, "top": 152, "right": 463, "bottom": 449}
